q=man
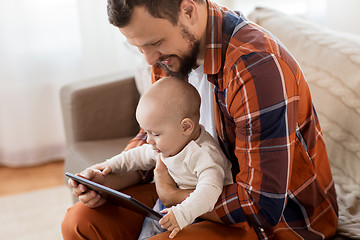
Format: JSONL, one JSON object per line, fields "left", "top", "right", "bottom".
{"left": 62, "top": 0, "right": 338, "bottom": 239}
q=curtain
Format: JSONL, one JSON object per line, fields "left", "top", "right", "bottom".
{"left": 0, "top": 0, "right": 140, "bottom": 167}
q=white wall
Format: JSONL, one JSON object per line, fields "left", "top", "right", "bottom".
{"left": 323, "top": 0, "right": 360, "bottom": 36}
{"left": 76, "top": 0, "right": 142, "bottom": 80}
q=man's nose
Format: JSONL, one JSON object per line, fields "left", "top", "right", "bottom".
{"left": 139, "top": 47, "right": 160, "bottom": 66}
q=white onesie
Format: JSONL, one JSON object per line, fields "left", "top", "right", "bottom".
{"left": 106, "top": 125, "right": 233, "bottom": 229}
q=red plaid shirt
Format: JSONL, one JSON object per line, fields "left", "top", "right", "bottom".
{"left": 126, "top": 1, "right": 338, "bottom": 239}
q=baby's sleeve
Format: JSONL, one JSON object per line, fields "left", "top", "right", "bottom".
{"left": 106, "top": 144, "right": 157, "bottom": 172}
{"left": 171, "top": 148, "right": 226, "bottom": 229}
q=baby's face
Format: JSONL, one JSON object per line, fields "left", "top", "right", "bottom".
{"left": 137, "top": 109, "right": 189, "bottom": 157}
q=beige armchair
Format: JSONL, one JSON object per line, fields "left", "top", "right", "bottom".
{"left": 60, "top": 71, "right": 140, "bottom": 201}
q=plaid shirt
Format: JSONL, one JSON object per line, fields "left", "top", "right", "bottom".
{"left": 126, "top": 1, "right": 338, "bottom": 239}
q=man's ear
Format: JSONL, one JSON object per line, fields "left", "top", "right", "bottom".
{"left": 180, "top": 118, "right": 195, "bottom": 136}
{"left": 179, "top": 0, "right": 198, "bottom": 25}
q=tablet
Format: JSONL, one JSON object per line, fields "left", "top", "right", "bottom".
{"left": 65, "top": 172, "right": 162, "bottom": 221}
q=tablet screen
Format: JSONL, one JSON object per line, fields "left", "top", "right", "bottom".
{"left": 65, "top": 172, "right": 162, "bottom": 221}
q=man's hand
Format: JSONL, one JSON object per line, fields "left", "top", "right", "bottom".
{"left": 159, "top": 208, "right": 180, "bottom": 238}
{"left": 68, "top": 168, "right": 106, "bottom": 208}
{"left": 153, "top": 157, "right": 177, "bottom": 205}
{"left": 154, "top": 158, "right": 224, "bottom": 225}
{"left": 68, "top": 166, "right": 142, "bottom": 208}
{"left": 154, "top": 158, "right": 192, "bottom": 207}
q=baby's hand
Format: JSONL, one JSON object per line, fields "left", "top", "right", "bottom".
{"left": 159, "top": 208, "right": 180, "bottom": 238}
{"left": 91, "top": 162, "right": 113, "bottom": 175}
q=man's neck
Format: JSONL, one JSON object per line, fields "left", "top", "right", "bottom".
{"left": 196, "top": 58, "right": 204, "bottom": 67}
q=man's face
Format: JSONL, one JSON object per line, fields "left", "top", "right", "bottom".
{"left": 157, "top": 25, "right": 200, "bottom": 79}
{"left": 119, "top": 6, "right": 200, "bottom": 79}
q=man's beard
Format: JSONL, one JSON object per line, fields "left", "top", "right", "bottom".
{"left": 157, "top": 26, "right": 200, "bottom": 80}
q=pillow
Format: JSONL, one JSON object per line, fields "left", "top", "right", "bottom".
{"left": 248, "top": 7, "right": 360, "bottom": 238}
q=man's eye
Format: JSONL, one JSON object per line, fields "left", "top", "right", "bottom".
{"left": 151, "top": 40, "right": 161, "bottom": 46}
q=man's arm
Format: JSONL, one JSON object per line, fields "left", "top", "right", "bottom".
{"left": 213, "top": 53, "right": 301, "bottom": 230}
{"left": 154, "top": 154, "right": 224, "bottom": 224}
{"left": 154, "top": 159, "right": 224, "bottom": 224}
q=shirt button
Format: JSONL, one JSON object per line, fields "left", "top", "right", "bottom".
{"left": 259, "top": 227, "right": 265, "bottom": 232}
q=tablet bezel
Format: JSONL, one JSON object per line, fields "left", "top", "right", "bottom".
{"left": 65, "top": 172, "right": 162, "bottom": 221}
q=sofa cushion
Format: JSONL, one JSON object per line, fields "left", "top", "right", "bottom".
{"left": 248, "top": 7, "right": 360, "bottom": 238}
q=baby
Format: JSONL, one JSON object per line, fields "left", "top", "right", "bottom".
{"left": 93, "top": 76, "right": 233, "bottom": 239}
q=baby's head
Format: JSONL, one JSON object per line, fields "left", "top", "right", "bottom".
{"left": 136, "top": 76, "right": 201, "bottom": 157}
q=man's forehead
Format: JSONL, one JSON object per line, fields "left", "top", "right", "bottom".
{"left": 118, "top": 6, "right": 173, "bottom": 47}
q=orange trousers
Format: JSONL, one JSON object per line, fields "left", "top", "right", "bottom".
{"left": 61, "top": 183, "right": 259, "bottom": 240}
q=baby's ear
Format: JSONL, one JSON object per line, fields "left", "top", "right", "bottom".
{"left": 181, "top": 118, "right": 194, "bottom": 136}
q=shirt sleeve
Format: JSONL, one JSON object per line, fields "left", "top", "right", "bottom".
{"left": 124, "top": 129, "right": 147, "bottom": 151}
{"left": 215, "top": 53, "right": 299, "bottom": 230}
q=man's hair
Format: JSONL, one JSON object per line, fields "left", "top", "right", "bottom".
{"left": 107, "top": 0, "right": 205, "bottom": 27}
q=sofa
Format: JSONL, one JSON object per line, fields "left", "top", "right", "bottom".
{"left": 60, "top": 7, "right": 360, "bottom": 239}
